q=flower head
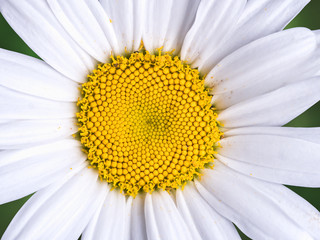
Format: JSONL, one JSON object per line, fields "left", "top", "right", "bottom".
{"left": 0, "top": 0, "right": 320, "bottom": 239}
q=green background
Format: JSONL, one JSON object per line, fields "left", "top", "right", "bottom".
{"left": 0, "top": 1, "right": 320, "bottom": 239}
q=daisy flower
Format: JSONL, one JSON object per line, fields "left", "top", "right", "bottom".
{"left": 1, "top": 0, "right": 320, "bottom": 239}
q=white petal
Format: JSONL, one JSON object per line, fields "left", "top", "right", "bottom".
{"left": 86, "top": 189, "right": 127, "bottom": 240}
{"left": 314, "top": 30, "right": 320, "bottom": 44}
{"left": 0, "top": 49, "right": 79, "bottom": 102}
{"left": 83, "top": 0, "right": 121, "bottom": 55}
{"left": 145, "top": 191, "right": 193, "bottom": 240}
{"left": 216, "top": 154, "right": 320, "bottom": 189}
{"left": 130, "top": 194, "right": 148, "bottom": 240}
{"left": 217, "top": 134, "right": 320, "bottom": 187}
{"left": 0, "top": 0, "right": 95, "bottom": 82}
{"left": 0, "top": 139, "right": 81, "bottom": 168}
{"left": 143, "top": 0, "right": 172, "bottom": 54}
{"left": 196, "top": 163, "right": 320, "bottom": 239}
{"left": 177, "top": 183, "right": 240, "bottom": 240}
{"left": 131, "top": 0, "right": 145, "bottom": 51}
{"left": 315, "top": 30, "right": 320, "bottom": 75}
{"left": 207, "top": 28, "right": 318, "bottom": 109}
{"left": 162, "top": 0, "right": 200, "bottom": 54}
{"left": 3, "top": 167, "right": 106, "bottom": 240}
{"left": 180, "top": 0, "right": 246, "bottom": 67}
{"left": 0, "top": 139, "right": 84, "bottom": 204}
{"left": 176, "top": 188, "right": 202, "bottom": 240}
{"left": 200, "top": 0, "right": 310, "bottom": 73}
{"left": 125, "top": 197, "right": 133, "bottom": 240}
{"left": 2, "top": 162, "right": 86, "bottom": 239}
{"left": 47, "top": 0, "right": 112, "bottom": 62}
{"left": 212, "top": 50, "right": 320, "bottom": 110}
{"left": 218, "top": 77, "right": 320, "bottom": 128}
{"left": 100, "top": 0, "right": 145, "bottom": 53}
{"left": 144, "top": 193, "right": 160, "bottom": 240}
{"left": 99, "top": 0, "right": 134, "bottom": 53}
{"left": 218, "top": 134, "right": 320, "bottom": 172}
{"left": 0, "top": 120, "right": 10, "bottom": 124}
{"left": 0, "top": 86, "right": 76, "bottom": 120}
{"left": 81, "top": 186, "right": 109, "bottom": 240}
{"left": 0, "top": 119, "right": 77, "bottom": 149}
{"left": 143, "top": 0, "right": 200, "bottom": 54}
{"left": 224, "top": 126, "right": 320, "bottom": 145}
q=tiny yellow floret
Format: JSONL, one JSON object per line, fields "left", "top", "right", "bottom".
{"left": 77, "top": 52, "right": 222, "bottom": 197}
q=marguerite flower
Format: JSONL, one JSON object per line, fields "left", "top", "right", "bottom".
{"left": 1, "top": 0, "right": 320, "bottom": 239}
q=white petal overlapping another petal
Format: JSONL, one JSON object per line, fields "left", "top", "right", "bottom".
{"left": 176, "top": 183, "right": 240, "bottom": 239}
{"left": 129, "top": 194, "right": 148, "bottom": 240}
{"left": 181, "top": 0, "right": 246, "bottom": 66}
{"left": 145, "top": 191, "right": 193, "bottom": 240}
{"left": 100, "top": 0, "right": 144, "bottom": 53}
{"left": 0, "top": 139, "right": 84, "bottom": 204}
{"left": 0, "top": 86, "right": 77, "bottom": 120}
{"left": 206, "top": 28, "right": 318, "bottom": 109}
{"left": 224, "top": 126, "right": 320, "bottom": 144}
{"left": 0, "top": 0, "right": 95, "bottom": 82}
{"left": 82, "top": 188, "right": 129, "bottom": 240}
{"left": 217, "top": 132, "right": 320, "bottom": 187}
{"left": 196, "top": 162, "right": 320, "bottom": 239}
{"left": 218, "top": 77, "right": 320, "bottom": 127}
{"left": 2, "top": 167, "right": 106, "bottom": 240}
{"left": 0, "top": 119, "right": 77, "bottom": 149}
{"left": 47, "top": 0, "right": 112, "bottom": 63}
{"left": 143, "top": 0, "right": 200, "bottom": 54}
{"left": 199, "top": 0, "right": 310, "bottom": 73}
{"left": 0, "top": 49, "right": 79, "bottom": 102}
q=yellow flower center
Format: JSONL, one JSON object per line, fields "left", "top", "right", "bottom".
{"left": 77, "top": 52, "right": 221, "bottom": 196}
